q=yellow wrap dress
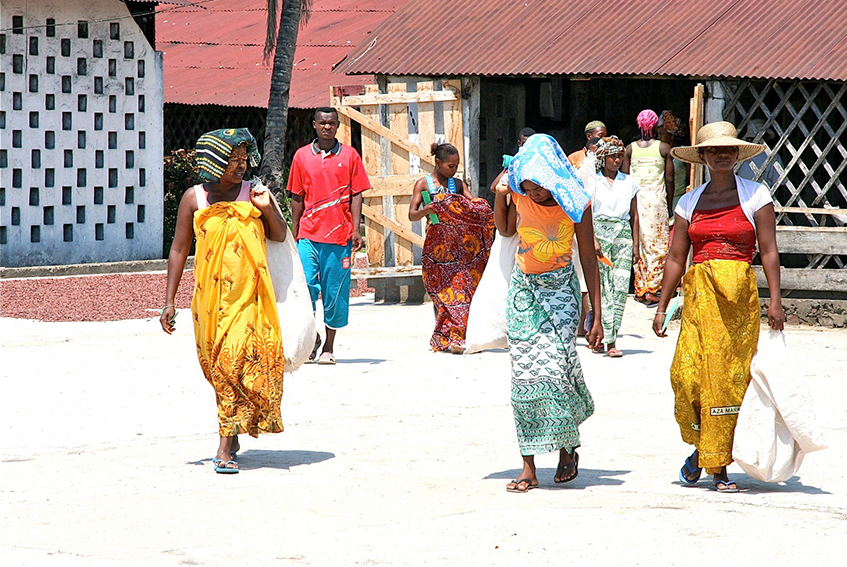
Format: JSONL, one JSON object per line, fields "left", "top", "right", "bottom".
{"left": 191, "top": 184, "right": 285, "bottom": 438}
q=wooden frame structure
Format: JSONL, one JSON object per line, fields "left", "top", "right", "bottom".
{"left": 719, "top": 79, "right": 847, "bottom": 294}
{"left": 330, "top": 80, "right": 464, "bottom": 284}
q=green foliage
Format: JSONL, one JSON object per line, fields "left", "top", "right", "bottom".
{"left": 161, "top": 149, "right": 294, "bottom": 257}
{"left": 162, "top": 149, "right": 201, "bottom": 257}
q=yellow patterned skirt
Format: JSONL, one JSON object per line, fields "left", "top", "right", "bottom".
{"left": 192, "top": 201, "right": 285, "bottom": 437}
{"left": 670, "top": 260, "right": 759, "bottom": 473}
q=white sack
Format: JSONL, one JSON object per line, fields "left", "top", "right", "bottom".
{"left": 464, "top": 232, "right": 518, "bottom": 354}
{"left": 732, "top": 330, "right": 827, "bottom": 482}
{"left": 266, "top": 235, "right": 317, "bottom": 373}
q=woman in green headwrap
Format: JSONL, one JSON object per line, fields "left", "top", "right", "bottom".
{"left": 160, "top": 128, "right": 289, "bottom": 474}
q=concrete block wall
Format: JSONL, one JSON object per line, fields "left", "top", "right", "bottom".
{"left": 0, "top": 0, "right": 163, "bottom": 267}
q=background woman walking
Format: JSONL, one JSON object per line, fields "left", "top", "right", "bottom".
{"left": 592, "top": 136, "right": 640, "bottom": 357}
{"left": 410, "top": 143, "right": 494, "bottom": 353}
{"left": 623, "top": 110, "right": 675, "bottom": 306}
{"left": 652, "top": 121, "right": 784, "bottom": 493}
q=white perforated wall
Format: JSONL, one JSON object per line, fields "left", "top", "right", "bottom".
{"left": 0, "top": 0, "right": 163, "bottom": 267}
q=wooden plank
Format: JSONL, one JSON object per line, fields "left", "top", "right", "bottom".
{"left": 394, "top": 194, "right": 414, "bottom": 266}
{"left": 417, "top": 81, "right": 436, "bottom": 165}
{"left": 361, "top": 204, "right": 425, "bottom": 248}
{"left": 363, "top": 174, "right": 418, "bottom": 197}
{"left": 776, "top": 226, "right": 847, "bottom": 233}
{"left": 776, "top": 229, "right": 847, "bottom": 255}
{"left": 359, "top": 84, "right": 381, "bottom": 177}
{"left": 753, "top": 266, "right": 847, "bottom": 292}
{"left": 443, "top": 79, "right": 465, "bottom": 175}
{"left": 387, "top": 83, "right": 414, "bottom": 267}
{"left": 337, "top": 89, "right": 459, "bottom": 106}
{"left": 364, "top": 196, "right": 385, "bottom": 267}
{"left": 774, "top": 206, "right": 847, "bottom": 215}
{"left": 689, "top": 83, "right": 705, "bottom": 190}
{"left": 351, "top": 266, "right": 421, "bottom": 278}
{"left": 388, "top": 82, "right": 410, "bottom": 175}
{"left": 337, "top": 113, "right": 352, "bottom": 146}
{"left": 336, "top": 105, "right": 436, "bottom": 167}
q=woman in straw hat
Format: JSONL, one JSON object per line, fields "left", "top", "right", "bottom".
{"left": 651, "top": 121, "right": 784, "bottom": 493}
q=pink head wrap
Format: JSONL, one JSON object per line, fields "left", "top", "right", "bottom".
{"left": 636, "top": 109, "right": 659, "bottom": 137}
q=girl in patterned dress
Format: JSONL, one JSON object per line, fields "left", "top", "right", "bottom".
{"left": 410, "top": 144, "right": 494, "bottom": 353}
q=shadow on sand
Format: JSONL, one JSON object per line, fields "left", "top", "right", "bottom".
{"left": 485, "top": 467, "right": 629, "bottom": 489}
{"left": 190, "top": 449, "right": 335, "bottom": 471}
{"left": 674, "top": 474, "right": 830, "bottom": 495}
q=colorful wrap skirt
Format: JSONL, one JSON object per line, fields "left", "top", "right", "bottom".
{"left": 634, "top": 185, "right": 669, "bottom": 297}
{"left": 421, "top": 194, "right": 495, "bottom": 352}
{"left": 594, "top": 215, "right": 633, "bottom": 345}
{"left": 506, "top": 263, "right": 595, "bottom": 456}
{"left": 670, "top": 260, "right": 759, "bottom": 473}
{"left": 192, "top": 201, "right": 285, "bottom": 438}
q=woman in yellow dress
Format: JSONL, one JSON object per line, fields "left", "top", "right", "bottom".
{"left": 160, "top": 129, "right": 288, "bottom": 474}
{"left": 652, "top": 122, "right": 784, "bottom": 492}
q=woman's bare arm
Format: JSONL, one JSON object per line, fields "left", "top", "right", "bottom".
{"left": 755, "top": 203, "right": 784, "bottom": 330}
{"left": 652, "top": 214, "right": 691, "bottom": 336}
{"left": 493, "top": 183, "right": 516, "bottom": 237}
{"left": 409, "top": 178, "right": 436, "bottom": 222}
{"left": 574, "top": 208, "right": 603, "bottom": 349}
{"left": 160, "top": 189, "right": 197, "bottom": 334}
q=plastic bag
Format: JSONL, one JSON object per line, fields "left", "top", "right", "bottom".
{"left": 464, "top": 232, "right": 518, "bottom": 354}
{"left": 265, "top": 235, "right": 317, "bottom": 373}
{"left": 732, "top": 330, "right": 827, "bottom": 482}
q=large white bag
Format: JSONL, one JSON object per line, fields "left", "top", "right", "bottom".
{"left": 464, "top": 232, "right": 518, "bottom": 354}
{"left": 265, "top": 235, "right": 317, "bottom": 373}
{"left": 732, "top": 330, "right": 828, "bottom": 482}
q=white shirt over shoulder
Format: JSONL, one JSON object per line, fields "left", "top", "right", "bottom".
{"left": 675, "top": 175, "right": 773, "bottom": 232}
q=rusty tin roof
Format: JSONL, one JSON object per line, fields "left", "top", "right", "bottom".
{"left": 335, "top": 0, "right": 847, "bottom": 81}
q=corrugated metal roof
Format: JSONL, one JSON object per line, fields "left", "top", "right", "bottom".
{"left": 156, "top": 0, "right": 404, "bottom": 108}
{"left": 336, "top": 0, "right": 847, "bottom": 81}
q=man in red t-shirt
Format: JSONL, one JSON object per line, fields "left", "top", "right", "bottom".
{"left": 288, "top": 107, "right": 371, "bottom": 364}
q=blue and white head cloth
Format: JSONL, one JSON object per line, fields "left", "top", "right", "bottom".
{"left": 507, "top": 134, "right": 591, "bottom": 222}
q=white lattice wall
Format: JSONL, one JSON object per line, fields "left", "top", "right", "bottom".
{"left": 0, "top": 0, "right": 163, "bottom": 267}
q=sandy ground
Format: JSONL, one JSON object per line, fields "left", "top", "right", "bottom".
{"left": 1, "top": 296, "right": 845, "bottom": 566}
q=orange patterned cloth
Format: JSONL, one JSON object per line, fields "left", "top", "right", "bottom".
{"left": 192, "top": 201, "right": 285, "bottom": 437}
{"left": 421, "top": 194, "right": 494, "bottom": 352}
{"left": 514, "top": 193, "right": 575, "bottom": 275}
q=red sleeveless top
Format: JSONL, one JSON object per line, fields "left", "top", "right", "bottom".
{"left": 688, "top": 204, "right": 756, "bottom": 264}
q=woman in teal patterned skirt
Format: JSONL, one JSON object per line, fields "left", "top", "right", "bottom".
{"left": 493, "top": 134, "right": 603, "bottom": 493}
{"left": 592, "top": 136, "right": 641, "bottom": 357}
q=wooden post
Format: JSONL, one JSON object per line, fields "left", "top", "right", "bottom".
{"left": 689, "top": 83, "right": 705, "bottom": 190}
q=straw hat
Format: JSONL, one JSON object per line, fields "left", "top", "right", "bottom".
{"left": 670, "top": 121, "right": 765, "bottom": 165}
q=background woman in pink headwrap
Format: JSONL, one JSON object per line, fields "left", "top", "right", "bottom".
{"left": 622, "top": 110, "right": 675, "bottom": 306}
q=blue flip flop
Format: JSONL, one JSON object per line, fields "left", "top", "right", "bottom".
{"left": 679, "top": 451, "right": 701, "bottom": 485}
{"left": 212, "top": 458, "right": 239, "bottom": 474}
{"left": 713, "top": 478, "right": 739, "bottom": 493}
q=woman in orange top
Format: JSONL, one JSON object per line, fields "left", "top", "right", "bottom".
{"left": 494, "top": 134, "right": 603, "bottom": 493}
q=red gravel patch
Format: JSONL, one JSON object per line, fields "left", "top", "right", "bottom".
{"left": 0, "top": 272, "right": 195, "bottom": 322}
{"left": 1, "top": 267, "right": 375, "bottom": 322}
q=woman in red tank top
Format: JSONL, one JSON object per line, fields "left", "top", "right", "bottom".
{"left": 651, "top": 122, "right": 784, "bottom": 493}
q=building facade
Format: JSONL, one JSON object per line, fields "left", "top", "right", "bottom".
{"left": 0, "top": 0, "right": 163, "bottom": 267}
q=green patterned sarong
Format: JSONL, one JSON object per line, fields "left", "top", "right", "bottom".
{"left": 506, "top": 263, "right": 595, "bottom": 456}
{"left": 594, "top": 215, "right": 633, "bottom": 345}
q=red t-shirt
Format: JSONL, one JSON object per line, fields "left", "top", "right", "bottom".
{"left": 287, "top": 140, "right": 371, "bottom": 245}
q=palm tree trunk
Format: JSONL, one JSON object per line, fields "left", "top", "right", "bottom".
{"left": 259, "top": 0, "right": 304, "bottom": 191}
